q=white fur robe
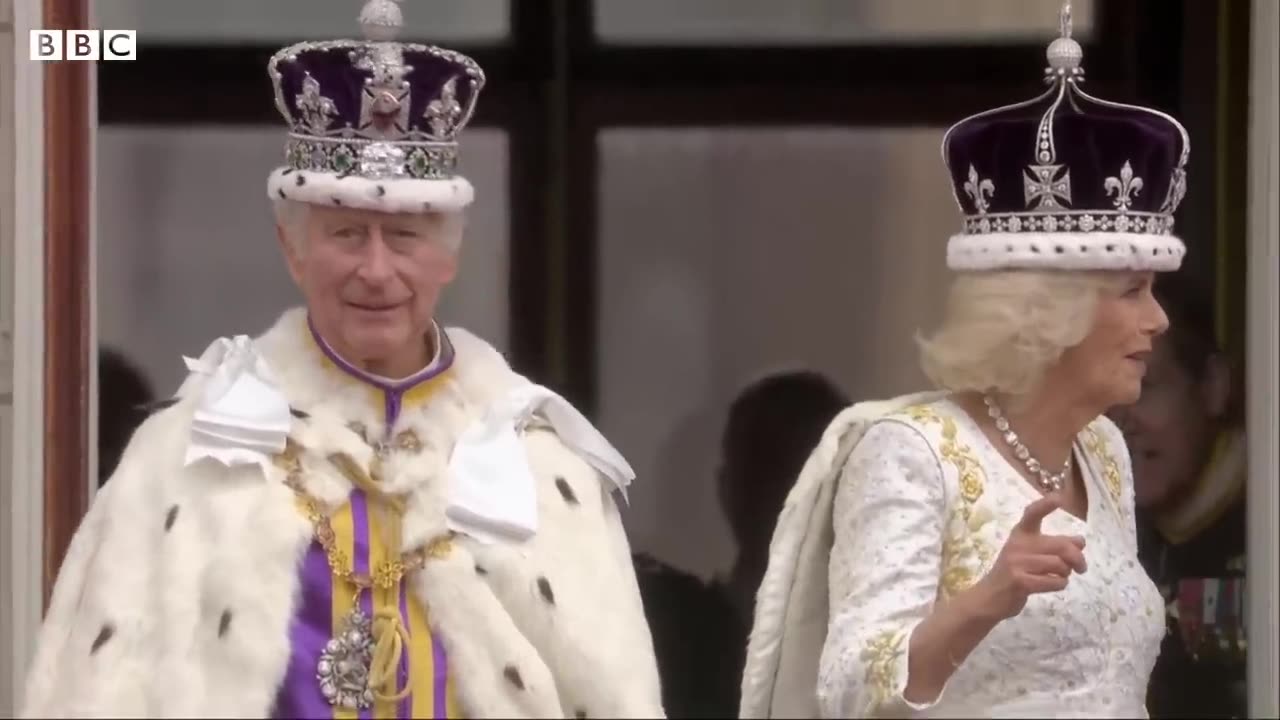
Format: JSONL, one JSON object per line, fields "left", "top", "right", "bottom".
{"left": 738, "top": 392, "right": 944, "bottom": 718}
{"left": 21, "top": 308, "right": 664, "bottom": 719}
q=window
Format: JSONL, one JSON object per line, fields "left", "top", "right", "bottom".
{"left": 594, "top": 0, "right": 1095, "bottom": 45}
{"left": 595, "top": 126, "right": 951, "bottom": 570}
{"left": 99, "top": 1, "right": 1215, "bottom": 581}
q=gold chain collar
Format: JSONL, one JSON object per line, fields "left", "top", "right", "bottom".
{"left": 272, "top": 437, "right": 454, "bottom": 705}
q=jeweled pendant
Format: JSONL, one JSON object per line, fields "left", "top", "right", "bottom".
{"left": 316, "top": 608, "right": 376, "bottom": 710}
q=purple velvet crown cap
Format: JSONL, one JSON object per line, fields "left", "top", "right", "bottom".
{"left": 265, "top": 0, "right": 486, "bottom": 214}
{"left": 941, "top": 1, "right": 1189, "bottom": 273}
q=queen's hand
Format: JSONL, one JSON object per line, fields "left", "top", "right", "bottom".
{"left": 971, "top": 494, "right": 1088, "bottom": 621}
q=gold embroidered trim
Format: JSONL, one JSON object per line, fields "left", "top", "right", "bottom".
{"left": 272, "top": 438, "right": 454, "bottom": 592}
{"left": 899, "top": 404, "right": 993, "bottom": 597}
{"left": 1080, "top": 424, "right": 1123, "bottom": 504}
{"left": 861, "top": 629, "right": 907, "bottom": 713}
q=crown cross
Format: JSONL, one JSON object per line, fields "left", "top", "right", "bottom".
{"left": 1024, "top": 163, "right": 1072, "bottom": 209}
{"left": 353, "top": 43, "right": 411, "bottom": 88}
{"left": 425, "top": 77, "right": 464, "bottom": 140}
{"left": 295, "top": 74, "right": 337, "bottom": 135}
{"left": 354, "top": 77, "right": 411, "bottom": 140}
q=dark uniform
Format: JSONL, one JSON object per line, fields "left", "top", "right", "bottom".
{"left": 1139, "top": 449, "right": 1248, "bottom": 719}
{"left": 632, "top": 553, "right": 747, "bottom": 719}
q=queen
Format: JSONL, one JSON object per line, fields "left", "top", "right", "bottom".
{"left": 740, "top": 3, "right": 1189, "bottom": 717}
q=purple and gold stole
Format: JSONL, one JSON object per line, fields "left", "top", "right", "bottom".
{"left": 273, "top": 321, "right": 462, "bottom": 719}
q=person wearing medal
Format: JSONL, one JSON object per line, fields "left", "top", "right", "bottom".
{"left": 21, "top": 1, "right": 664, "bottom": 718}
{"left": 1109, "top": 276, "right": 1247, "bottom": 719}
{"left": 738, "top": 3, "right": 1191, "bottom": 717}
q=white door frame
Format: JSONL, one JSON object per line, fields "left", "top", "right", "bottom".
{"left": 1, "top": 0, "right": 46, "bottom": 714}
{"left": 1246, "top": 1, "right": 1279, "bottom": 716}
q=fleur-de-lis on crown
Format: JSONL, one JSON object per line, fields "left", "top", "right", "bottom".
{"left": 1104, "top": 160, "right": 1144, "bottom": 211}
{"left": 964, "top": 165, "right": 996, "bottom": 215}
{"left": 425, "top": 77, "right": 464, "bottom": 140}
{"left": 295, "top": 74, "right": 337, "bottom": 135}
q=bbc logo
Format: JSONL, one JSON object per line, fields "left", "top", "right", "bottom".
{"left": 30, "top": 30, "right": 137, "bottom": 61}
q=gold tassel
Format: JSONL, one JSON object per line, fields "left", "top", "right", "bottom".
{"left": 328, "top": 453, "right": 406, "bottom": 515}
{"left": 369, "top": 607, "right": 412, "bottom": 702}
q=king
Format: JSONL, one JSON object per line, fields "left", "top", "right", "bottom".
{"left": 20, "top": 1, "right": 664, "bottom": 718}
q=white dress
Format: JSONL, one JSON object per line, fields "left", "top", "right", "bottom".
{"left": 816, "top": 397, "right": 1166, "bottom": 718}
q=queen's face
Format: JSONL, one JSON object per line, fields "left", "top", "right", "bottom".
{"left": 279, "top": 205, "right": 459, "bottom": 371}
{"left": 1055, "top": 272, "right": 1170, "bottom": 409}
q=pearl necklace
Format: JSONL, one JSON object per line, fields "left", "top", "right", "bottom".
{"left": 983, "top": 394, "right": 1071, "bottom": 492}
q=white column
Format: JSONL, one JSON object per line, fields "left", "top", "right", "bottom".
{"left": 1246, "top": 1, "right": 1279, "bottom": 717}
{"left": 0, "top": 0, "right": 13, "bottom": 709}
{"left": 0, "top": 0, "right": 46, "bottom": 714}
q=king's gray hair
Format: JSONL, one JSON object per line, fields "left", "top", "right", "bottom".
{"left": 270, "top": 197, "right": 464, "bottom": 252}
{"left": 272, "top": 197, "right": 311, "bottom": 250}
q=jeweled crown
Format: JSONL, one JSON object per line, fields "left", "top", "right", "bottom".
{"left": 941, "top": 1, "right": 1189, "bottom": 272}
{"left": 267, "top": 0, "right": 485, "bottom": 186}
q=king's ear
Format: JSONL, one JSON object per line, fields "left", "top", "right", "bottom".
{"left": 277, "top": 224, "right": 306, "bottom": 287}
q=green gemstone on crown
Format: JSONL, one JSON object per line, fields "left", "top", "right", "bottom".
{"left": 332, "top": 146, "right": 355, "bottom": 172}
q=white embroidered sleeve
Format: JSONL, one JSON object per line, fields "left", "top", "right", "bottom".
{"left": 816, "top": 419, "right": 951, "bottom": 718}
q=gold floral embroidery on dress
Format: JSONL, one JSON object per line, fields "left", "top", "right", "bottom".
{"left": 861, "top": 629, "right": 906, "bottom": 713}
{"left": 940, "top": 535, "right": 976, "bottom": 596}
{"left": 1081, "top": 424, "right": 1122, "bottom": 504}
{"left": 899, "top": 403, "right": 993, "bottom": 597}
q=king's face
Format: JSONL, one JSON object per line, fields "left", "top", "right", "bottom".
{"left": 281, "top": 204, "right": 461, "bottom": 376}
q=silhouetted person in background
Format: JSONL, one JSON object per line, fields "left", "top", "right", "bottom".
{"left": 98, "top": 347, "right": 156, "bottom": 486}
{"left": 1110, "top": 275, "right": 1247, "bottom": 719}
{"left": 717, "top": 371, "right": 851, "bottom": 624}
{"left": 634, "top": 370, "right": 849, "bottom": 718}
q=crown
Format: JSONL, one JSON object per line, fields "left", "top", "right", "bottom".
{"left": 941, "top": 1, "right": 1189, "bottom": 273}
{"left": 265, "top": 0, "right": 486, "bottom": 213}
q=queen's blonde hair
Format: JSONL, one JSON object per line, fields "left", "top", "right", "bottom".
{"left": 917, "top": 270, "right": 1129, "bottom": 404}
